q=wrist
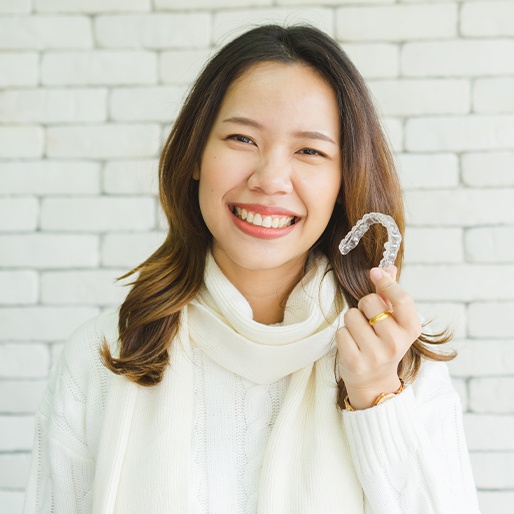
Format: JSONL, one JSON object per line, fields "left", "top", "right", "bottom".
{"left": 345, "top": 377, "right": 403, "bottom": 411}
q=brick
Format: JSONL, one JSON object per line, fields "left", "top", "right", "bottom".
{"left": 46, "top": 124, "right": 160, "bottom": 158}
{"left": 51, "top": 342, "right": 64, "bottom": 365}
{"left": 35, "top": 0, "right": 150, "bottom": 13}
{"left": 336, "top": 4, "right": 456, "bottom": 41}
{"left": 0, "top": 16, "right": 92, "bottom": 49}
{"left": 41, "top": 270, "right": 128, "bottom": 306}
{"left": 462, "top": 152, "right": 514, "bottom": 187}
{"left": 461, "top": 1, "right": 514, "bottom": 37}
{"left": 402, "top": 40, "right": 514, "bottom": 77}
{"left": 41, "top": 51, "right": 157, "bottom": 86}
{"left": 213, "top": 8, "right": 334, "bottom": 44}
{"left": 415, "top": 302, "right": 466, "bottom": 339}
{"left": 448, "top": 340, "right": 514, "bottom": 378}
{"left": 465, "top": 227, "right": 514, "bottom": 263}
{"left": 0, "top": 198, "right": 38, "bottom": 231}
{"left": 0, "top": 307, "right": 99, "bottom": 341}
{"left": 382, "top": 118, "right": 402, "bottom": 152}
{"left": 0, "top": 88, "right": 107, "bottom": 123}
{"left": 471, "top": 452, "right": 514, "bottom": 489}
{"left": 0, "top": 52, "right": 38, "bottom": 87}
{"left": 101, "top": 232, "right": 165, "bottom": 267}
{"left": 369, "top": 79, "right": 470, "bottom": 116}
{"left": 342, "top": 43, "right": 398, "bottom": 79}
{"left": 473, "top": 78, "right": 514, "bottom": 114}
{"left": 0, "top": 126, "right": 43, "bottom": 159}
{"left": 157, "top": 0, "right": 271, "bottom": 9}
{"left": 0, "top": 0, "right": 31, "bottom": 13}
{"left": 0, "top": 272, "right": 38, "bottom": 305}
{"left": 0, "top": 415, "right": 34, "bottom": 451}
{"left": 405, "top": 190, "right": 514, "bottom": 226}
{"left": 405, "top": 115, "right": 514, "bottom": 152}
{"left": 103, "top": 159, "right": 158, "bottom": 195}
{"left": 0, "top": 161, "right": 101, "bottom": 195}
{"left": 469, "top": 378, "right": 514, "bottom": 414}
{"left": 400, "top": 264, "right": 514, "bottom": 301}
{"left": 0, "top": 453, "right": 31, "bottom": 489}
{"left": 0, "top": 234, "right": 99, "bottom": 268}
{"left": 0, "top": 344, "right": 49, "bottom": 378}
{"left": 95, "top": 13, "right": 210, "bottom": 49}
{"left": 278, "top": 0, "right": 393, "bottom": 4}
{"left": 0, "top": 491, "right": 24, "bottom": 514}
{"left": 404, "top": 227, "right": 463, "bottom": 264}
{"left": 478, "top": 491, "right": 514, "bottom": 514}
{"left": 468, "top": 302, "right": 514, "bottom": 338}
{"left": 396, "top": 153, "right": 459, "bottom": 190}
{"left": 464, "top": 414, "right": 514, "bottom": 451}
{"left": 160, "top": 49, "right": 213, "bottom": 84}
{"left": 41, "top": 197, "right": 156, "bottom": 231}
{"left": 109, "top": 86, "right": 188, "bottom": 122}
{"left": 0, "top": 380, "right": 46, "bottom": 414}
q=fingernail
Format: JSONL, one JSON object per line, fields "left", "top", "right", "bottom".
{"left": 384, "top": 265, "right": 395, "bottom": 277}
{"left": 370, "top": 268, "right": 383, "bottom": 281}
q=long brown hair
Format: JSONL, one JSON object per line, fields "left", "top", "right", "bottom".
{"left": 100, "top": 24, "right": 454, "bottom": 404}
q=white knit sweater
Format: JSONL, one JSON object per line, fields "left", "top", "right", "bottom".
{"left": 24, "top": 258, "right": 481, "bottom": 513}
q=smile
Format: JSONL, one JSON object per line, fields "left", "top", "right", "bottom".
{"left": 231, "top": 206, "right": 297, "bottom": 228}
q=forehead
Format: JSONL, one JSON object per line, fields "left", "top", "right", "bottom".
{"left": 216, "top": 61, "right": 340, "bottom": 131}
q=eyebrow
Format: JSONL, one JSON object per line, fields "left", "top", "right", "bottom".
{"left": 222, "top": 116, "right": 336, "bottom": 145}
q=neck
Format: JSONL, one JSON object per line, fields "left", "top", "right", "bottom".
{"left": 212, "top": 252, "right": 306, "bottom": 325}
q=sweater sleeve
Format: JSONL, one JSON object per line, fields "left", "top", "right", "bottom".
{"left": 342, "top": 361, "right": 480, "bottom": 514}
{"left": 23, "top": 312, "right": 114, "bottom": 514}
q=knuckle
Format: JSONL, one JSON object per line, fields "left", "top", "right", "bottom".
{"left": 395, "top": 290, "right": 412, "bottom": 309}
{"left": 358, "top": 293, "right": 382, "bottom": 312}
{"left": 344, "top": 308, "right": 360, "bottom": 324}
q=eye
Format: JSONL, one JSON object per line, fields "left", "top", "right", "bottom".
{"left": 298, "top": 148, "right": 325, "bottom": 157}
{"left": 227, "top": 134, "right": 255, "bottom": 145}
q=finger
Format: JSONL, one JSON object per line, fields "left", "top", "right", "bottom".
{"left": 369, "top": 267, "right": 419, "bottom": 332}
{"left": 358, "top": 293, "right": 402, "bottom": 343}
{"left": 335, "top": 325, "right": 361, "bottom": 360}
{"left": 343, "top": 307, "right": 381, "bottom": 353}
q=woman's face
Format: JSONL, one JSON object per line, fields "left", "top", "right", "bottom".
{"left": 195, "top": 61, "right": 341, "bottom": 278}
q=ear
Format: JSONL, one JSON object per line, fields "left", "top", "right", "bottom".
{"left": 192, "top": 166, "right": 200, "bottom": 180}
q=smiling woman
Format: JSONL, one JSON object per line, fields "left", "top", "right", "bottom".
{"left": 195, "top": 62, "right": 341, "bottom": 323}
{"left": 23, "top": 25, "right": 480, "bottom": 514}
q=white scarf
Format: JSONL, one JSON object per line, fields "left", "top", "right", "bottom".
{"left": 91, "top": 253, "right": 364, "bottom": 513}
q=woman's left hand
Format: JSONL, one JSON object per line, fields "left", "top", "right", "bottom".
{"left": 335, "top": 266, "right": 422, "bottom": 410}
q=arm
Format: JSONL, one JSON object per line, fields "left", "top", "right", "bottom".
{"left": 336, "top": 268, "right": 480, "bottom": 513}
{"left": 343, "top": 361, "right": 480, "bottom": 513}
{"left": 23, "top": 315, "right": 108, "bottom": 514}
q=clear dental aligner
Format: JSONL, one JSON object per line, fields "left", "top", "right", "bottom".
{"left": 338, "top": 212, "right": 402, "bottom": 269}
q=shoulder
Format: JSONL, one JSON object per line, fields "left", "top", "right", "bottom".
{"left": 51, "top": 309, "right": 120, "bottom": 413}
{"left": 40, "top": 309, "right": 120, "bottom": 454}
{"left": 60, "top": 308, "right": 119, "bottom": 372}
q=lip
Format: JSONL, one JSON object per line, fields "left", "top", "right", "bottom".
{"left": 229, "top": 205, "right": 300, "bottom": 240}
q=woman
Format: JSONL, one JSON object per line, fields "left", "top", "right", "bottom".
{"left": 24, "top": 25, "right": 480, "bottom": 513}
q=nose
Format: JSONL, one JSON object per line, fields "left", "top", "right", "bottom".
{"left": 247, "top": 153, "right": 293, "bottom": 195}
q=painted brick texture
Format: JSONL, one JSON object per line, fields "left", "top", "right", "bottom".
{"left": 1, "top": 2, "right": 512, "bottom": 513}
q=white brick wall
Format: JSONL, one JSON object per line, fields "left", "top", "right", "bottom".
{"left": 1, "top": 2, "right": 512, "bottom": 513}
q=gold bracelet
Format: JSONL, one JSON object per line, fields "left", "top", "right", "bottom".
{"left": 344, "top": 378, "right": 405, "bottom": 411}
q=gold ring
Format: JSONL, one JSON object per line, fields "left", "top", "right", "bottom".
{"left": 368, "top": 310, "right": 392, "bottom": 326}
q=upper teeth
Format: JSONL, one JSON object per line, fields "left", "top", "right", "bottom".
{"left": 233, "top": 206, "right": 295, "bottom": 228}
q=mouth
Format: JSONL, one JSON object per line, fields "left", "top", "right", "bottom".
{"left": 230, "top": 205, "right": 300, "bottom": 229}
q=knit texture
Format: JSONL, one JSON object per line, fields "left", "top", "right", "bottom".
{"left": 23, "top": 255, "right": 481, "bottom": 513}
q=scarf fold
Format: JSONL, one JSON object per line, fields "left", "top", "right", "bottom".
{"left": 91, "top": 253, "right": 365, "bottom": 513}
{"left": 188, "top": 253, "right": 341, "bottom": 384}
